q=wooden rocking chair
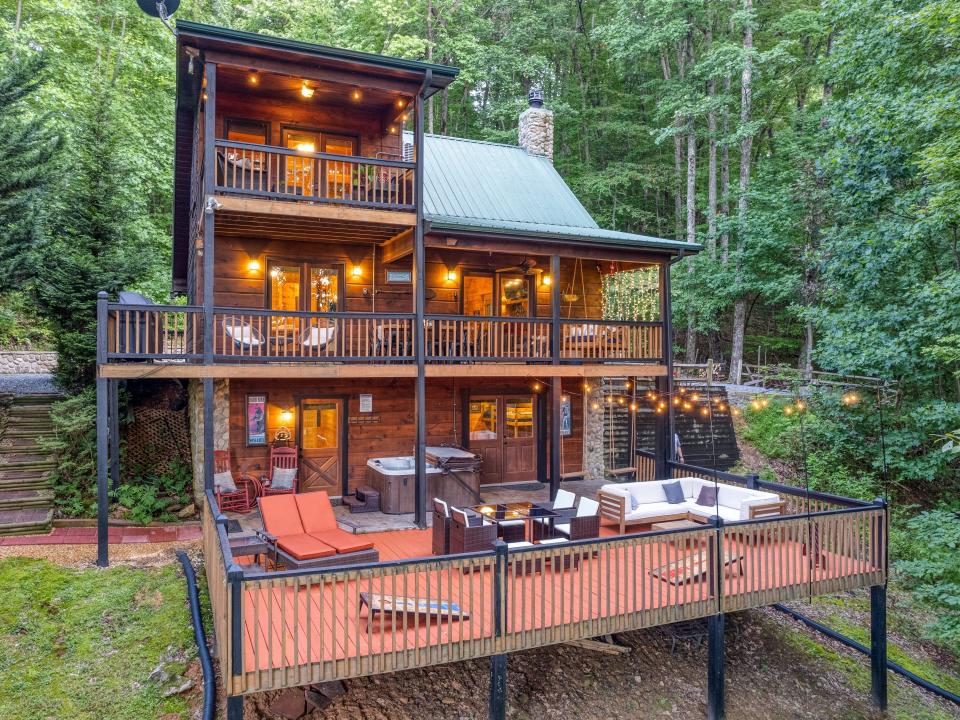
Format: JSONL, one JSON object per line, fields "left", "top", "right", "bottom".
{"left": 213, "top": 450, "right": 260, "bottom": 513}
{"left": 260, "top": 445, "right": 299, "bottom": 496}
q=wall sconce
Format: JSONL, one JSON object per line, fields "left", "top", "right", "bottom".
{"left": 388, "top": 125, "right": 397, "bottom": 134}
{"left": 279, "top": 408, "right": 294, "bottom": 425}
{"left": 352, "top": 265, "right": 363, "bottom": 278}
{"left": 541, "top": 274, "right": 552, "bottom": 286}
{"left": 301, "top": 82, "right": 314, "bottom": 98}
{"left": 532, "top": 382, "right": 542, "bottom": 392}
{"left": 246, "top": 259, "right": 261, "bottom": 273}
{"left": 446, "top": 269, "right": 457, "bottom": 282}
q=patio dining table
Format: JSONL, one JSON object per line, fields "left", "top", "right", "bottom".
{"left": 471, "top": 502, "right": 559, "bottom": 543}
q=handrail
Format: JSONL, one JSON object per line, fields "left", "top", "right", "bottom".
{"left": 215, "top": 138, "right": 415, "bottom": 169}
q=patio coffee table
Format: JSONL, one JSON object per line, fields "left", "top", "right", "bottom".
{"left": 651, "top": 550, "right": 744, "bottom": 586}
{"left": 651, "top": 519, "right": 704, "bottom": 532}
{"left": 359, "top": 592, "right": 469, "bottom": 631}
{"left": 471, "top": 502, "right": 558, "bottom": 543}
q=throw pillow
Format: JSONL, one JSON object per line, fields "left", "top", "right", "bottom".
{"left": 213, "top": 470, "right": 237, "bottom": 494}
{"left": 663, "top": 481, "right": 685, "bottom": 504}
{"left": 271, "top": 466, "right": 297, "bottom": 491}
{"left": 627, "top": 492, "right": 640, "bottom": 511}
{"left": 696, "top": 485, "right": 718, "bottom": 508}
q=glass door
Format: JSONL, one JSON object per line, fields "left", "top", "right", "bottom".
{"left": 323, "top": 135, "right": 356, "bottom": 200}
{"left": 282, "top": 129, "right": 320, "bottom": 196}
{"left": 468, "top": 397, "right": 501, "bottom": 484}
{"left": 502, "top": 397, "right": 536, "bottom": 483}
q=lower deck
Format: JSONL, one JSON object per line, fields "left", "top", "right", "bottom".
{"left": 204, "top": 483, "right": 887, "bottom": 697}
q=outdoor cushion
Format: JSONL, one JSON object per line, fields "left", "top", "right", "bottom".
{"left": 687, "top": 503, "right": 740, "bottom": 523}
{"left": 214, "top": 470, "right": 237, "bottom": 494}
{"left": 309, "top": 530, "right": 374, "bottom": 554}
{"left": 260, "top": 494, "right": 306, "bottom": 537}
{"left": 623, "top": 501, "right": 682, "bottom": 521}
{"left": 554, "top": 489, "right": 576, "bottom": 509}
{"left": 296, "top": 491, "right": 339, "bottom": 534}
{"left": 277, "top": 533, "right": 336, "bottom": 560}
{"left": 271, "top": 466, "right": 297, "bottom": 491}
{"left": 663, "top": 481, "right": 685, "bottom": 504}
{"left": 627, "top": 482, "right": 667, "bottom": 505}
{"left": 696, "top": 485, "right": 718, "bottom": 507}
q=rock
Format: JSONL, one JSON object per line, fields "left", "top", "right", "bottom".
{"left": 309, "top": 679, "right": 346, "bottom": 699}
{"left": 267, "top": 689, "right": 306, "bottom": 720}
{"left": 162, "top": 678, "right": 194, "bottom": 697}
{"left": 441, "top": 697, "right": 457, "bottom": 705}
{"left": 177, "top": 503, "right": 196, "bottom": 519}
{"left": 304, "top": 689, "right": 332, "bottom": 711}
{"left": 148, "top": 664, "right": 170, "bottom": 684}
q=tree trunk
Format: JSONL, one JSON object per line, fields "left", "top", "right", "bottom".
{"left": 720, "top": 74, "right": 731, "bottom": 264}
{"left": 426, "top": 0, "right": 434, "bottom": 134}
{"left": 685, "top": 125, "right": 698, "bottom": 363}
{"left": 729, "top": 0, "right": 754, "bottom": 386}
{"left": 706, "top": 26, "right": 717, "bottom": 259}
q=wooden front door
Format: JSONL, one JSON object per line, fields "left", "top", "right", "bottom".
{"left": 298, "top": 398, "right": 343, "bottom": 493}
{"left": 467, "top": 395, "right": 537, "bottom": 484}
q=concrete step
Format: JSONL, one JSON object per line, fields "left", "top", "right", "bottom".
{"left": 11, "top": 395, "right": 60, "bottom": 405}
{"left": 0, "top": 489, "right": 53, "bottom": 510}
{"left": 0, "top": 477, "right": 53, "bottom": 492}
{"left": 0, "top": 508, "right": 53, "bottom": 536}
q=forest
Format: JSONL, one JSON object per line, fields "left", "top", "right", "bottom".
{"left": 0, "top": 0, "right": 957, "bottom": 655}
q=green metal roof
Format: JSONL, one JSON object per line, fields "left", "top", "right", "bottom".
{"left": 421, "top": 134, "right": 699, "bottom": 254}
{"left": 176, "top": 21, "right": 459, "bottom": 85}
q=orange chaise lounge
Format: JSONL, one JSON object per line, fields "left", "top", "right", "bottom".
{"left": 257, "top": 492, "right": 379, "bottom": 569}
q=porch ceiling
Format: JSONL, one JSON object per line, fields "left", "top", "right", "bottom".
{"left": 215, "top": 208, "right": 411, "bottom": 245}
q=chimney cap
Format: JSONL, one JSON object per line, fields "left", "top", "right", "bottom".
{"left": 528, "top": 87, "right": 545, "bottom": 109}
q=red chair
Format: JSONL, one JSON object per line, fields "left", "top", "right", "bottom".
{"left": 213, "top": 450, "right": 260, "bottom": 513}
{"left": 260, "top": 446, "right": 299, "bottom": 496}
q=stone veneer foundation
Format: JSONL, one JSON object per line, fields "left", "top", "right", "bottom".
{"left": 0, "top": 351, "right": 57, "bottom": 374}
{"left": 187, "top": 378, "right": 230, "bottom": 504}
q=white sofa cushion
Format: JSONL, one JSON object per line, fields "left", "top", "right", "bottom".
{"left": 623, "top": 501, "right": 684, "bottom": 522}
{"left": 600, "top": 478, "right": 782, "bottom": 523}
{"left": 628, "top": 482, "right": 668, "bottom": 506}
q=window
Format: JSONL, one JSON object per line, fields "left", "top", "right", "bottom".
{"left": 309, "top": 266, "right": 339, "bottom": 313}
{"left": 269, "top": 264, "right": 301, "bottom": 312}
{"left": 469, "top": 400, "right": 498, "bottom": 440}
{"left": 499, "top": 275, "right": 529, "bottom": 317}
{"left": 504, "top": 398, "right": 534, "bottom": 438}
{"left": 283, "top": 130, "right": 319, "bottom": 196}
{"left": 301, "top": 401, "right": 339, "bottom": 449}
{"left": 463, "top": 274, "right": 494, "bottom": 316}
{"left": 225, "top": 118, "right": 268, "bottom": 171}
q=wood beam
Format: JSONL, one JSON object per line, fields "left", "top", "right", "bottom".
{"left": 382, "top": 227, "right": 415, "bottom": 263}
{"left": 216, "top": 195, "right": 416, "bottom": 227}
{"left": 425, "top": 233, "right": 670, "bottom": 264}
{"left": 202, "top": 49, "right": 422, "bottom": 96}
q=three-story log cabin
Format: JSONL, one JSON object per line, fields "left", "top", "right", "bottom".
{"left": 94, "top": 23, "right": 890, "bottom": 719}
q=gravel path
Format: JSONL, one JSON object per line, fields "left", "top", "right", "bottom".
{"left": 0, "top": 373, "right": 61, "bottom": 396}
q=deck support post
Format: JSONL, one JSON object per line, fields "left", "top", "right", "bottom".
{"left": 707, "top": 612, "right": 725, "bottom": 720}
{"left": 489, "top": 653, "right": 508, "bottom": 720}
{"left": 96, "top": 375, "right": 110, "bottom": 568}
{"left": 655, "top": 260, "right": 674, "bottom": 479}
{"left": 226, "top": 695, "right": 243, "bottom": 720}
{"left": 871, "top": 586, "right": 887, "bottom": 710}
{"left": 549, "top": 253, "right": 561, "bottom": 499}
{"left": 412, "top": 70, "right": 430, "bottom": 529}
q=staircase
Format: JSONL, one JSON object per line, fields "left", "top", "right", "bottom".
{"left": 0, "top": 394, "right": 59, "bottom": 536}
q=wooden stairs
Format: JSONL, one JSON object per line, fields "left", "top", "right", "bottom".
{"left": 0, "top": 394, "right": 59, "bottom": 536}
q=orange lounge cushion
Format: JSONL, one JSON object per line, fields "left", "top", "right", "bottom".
{"left": 277, "top": 533, "right": 336, "bottom": 560}
{"left": 296, "top": 491, "right": 339, "bottom": 534}
{"left": 260, "top": 494, "right": 305, "bottom": 537}
{"left": 308, "top": 530, "right": 374, "bottom": 555}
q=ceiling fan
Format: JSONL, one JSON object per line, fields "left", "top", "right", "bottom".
{"left": 495, "top": 257, "right": 541, "bottom": 276}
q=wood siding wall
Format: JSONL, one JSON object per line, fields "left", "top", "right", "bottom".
{"left": 227, "top": 377, "right": 585, "bottom": 492}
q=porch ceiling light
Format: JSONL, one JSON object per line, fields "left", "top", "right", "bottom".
{"left": 352, "top": 88, "right": 361, "bottom": 101}
{"left": 301, "top": 82, "right": 314, "bottom": 98}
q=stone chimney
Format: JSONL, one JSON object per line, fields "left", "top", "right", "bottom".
{"left": 518, "top": 87, "right": 554, "bottom": 162}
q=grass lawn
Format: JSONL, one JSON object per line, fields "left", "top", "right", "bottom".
{"left": 0, "top": 557, "right": 198, "bottom": 720}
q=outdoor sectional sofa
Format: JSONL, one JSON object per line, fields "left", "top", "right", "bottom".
{"left": 597, "top": 477, "right": 786, "bottom": 534}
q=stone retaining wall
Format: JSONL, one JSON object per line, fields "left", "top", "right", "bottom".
{"left": 0, "top": 351, "right": 57, "bottom": 374}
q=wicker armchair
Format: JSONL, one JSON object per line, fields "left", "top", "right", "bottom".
{"left": 449, "top": 507, "right": 496, "bottom": 554}
{"left": 552, "top": 497, "right": 601, "bottom": 541}
{"left": 432, "top": 498, "right": 451, "bottom": 555}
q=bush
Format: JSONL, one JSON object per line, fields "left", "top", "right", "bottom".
{"left": 113, "top": 459, "right": 192, "bottom": 525}
{"left": 0, "top": 292, "right": 53, "bottom": 350}
{"left": 893, "top": 507, "right": 960, "bottom": 656}
{"left": 42, "top": 389, "right": 97, "bottom": 518}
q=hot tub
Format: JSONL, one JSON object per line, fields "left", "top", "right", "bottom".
{"left": 366, "top": 450, "right": 481, "bottom": 514}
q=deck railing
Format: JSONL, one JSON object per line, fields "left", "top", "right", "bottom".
{"left": 214, "top": 139, "right": 416, "bottom": 210}
{"left": 202, "top": 489, "right": 886, "bottom": 696}
{"left": 101, "top": 302, "right": 665, "bottom": 366}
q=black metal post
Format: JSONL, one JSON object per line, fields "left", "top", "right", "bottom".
{"left": 871, "top": 585, "right": 888, "bottom": 712}
{"left": 226, "top": 696, "right": 243, "bottom": 720}
{"left": 202, "top": 62, "right": 216, "bottom": 365}
{"left": 655, "top": 261, "right": 674, "bottom": 479}
{"left": 549, "top": 254, "right": 561, "bottom": 500}
{"left": 108, "top": 380, "right": 120, "bottom": 492}
{"left": 203, "top": 377, "right": 215, "bottom": 492}
{"left": 412, "top": 71, "right": 431, "bottom": 528}
{"left": 490, "top": 540, "right": 508, "bottom": 720}
{"left": 535, "top": 392, "right": 547, "bottom": 483}
{"left": 96, "top": 376, "right": 109, "bottom": 568}
{"left": 707, "top": 612, "right": 726, "bottom": 720}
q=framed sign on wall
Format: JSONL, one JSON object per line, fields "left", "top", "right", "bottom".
{"left": 246, "top": 394, "right": 267, "bottom": 446}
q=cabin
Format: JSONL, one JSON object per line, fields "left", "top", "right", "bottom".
{"left": 94, "top": 22, "right": 890, "bottom": 719}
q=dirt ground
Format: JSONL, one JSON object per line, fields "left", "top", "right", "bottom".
{"left": 237, "top": 608, "right": 960, "bottom": 720}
